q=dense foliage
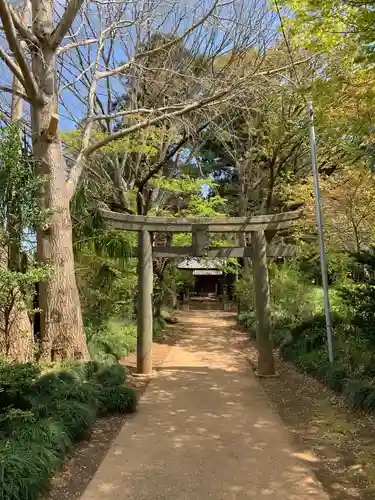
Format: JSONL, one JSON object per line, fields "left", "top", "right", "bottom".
{"left": 0, "top": 359, "right": 136, "bottom": 500}
{"left": 238, "top": 246, "right": 375, "bottom": 413}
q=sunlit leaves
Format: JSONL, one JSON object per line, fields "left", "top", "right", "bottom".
{"left": 282, "top": 164, "right": 375, "bottom": 253}
{"left": 0, "top": 125, "right": 48, "bottom": 237}
{"left": 152, "top": 174, "right": 215, "bottom": 195}
{"left": 62, "top": 125, "right": 177, "bottom": 157}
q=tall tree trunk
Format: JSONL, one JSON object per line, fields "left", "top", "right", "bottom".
{"left": 1, "top": 0, "right": 34, "bottom": 362}
{"left": 31, "top": 1, "right": 88, "bottom": 361}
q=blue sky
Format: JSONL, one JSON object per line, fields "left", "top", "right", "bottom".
{"left": 55, "top": 0, "right": 278, "bottom": 131}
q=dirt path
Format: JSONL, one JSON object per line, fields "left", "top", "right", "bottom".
{"left": 79, "top": 312, "right": 328, "bottom": 500}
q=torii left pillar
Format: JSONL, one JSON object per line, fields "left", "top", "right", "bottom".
{"left": 137, "top": 230, "right": 153, "bottom": 374}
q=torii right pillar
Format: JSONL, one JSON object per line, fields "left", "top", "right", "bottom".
{"left": 137, "top": 230, "right": 153, "bottom": 375}
{"left": 251, "top": 230, "right": 275, "bottom": 376}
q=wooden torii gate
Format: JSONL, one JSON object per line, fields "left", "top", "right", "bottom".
{"left": 101, "top": 209, "right": 301, "bottom": 376}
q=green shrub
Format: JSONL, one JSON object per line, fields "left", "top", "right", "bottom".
{"left": 294, "top": 352, "right": 319, "bottom": 373}
{"left": 0, "top": 363, "right": 40, "bottom": 411}
{"left": 31, "top": 372, "right": 102, "bottom": 413}
{"left": 363, "top": 357, "right": 375, "bottom": 377}
{"left": 93, "top": 363, "right": 128, "bottom": 387}
{"left": 340, "top": 281, "right": 375, "bottom": 345}
{"left": 160, "top": 308, "right": 177, "bottom": 323}
{"left": 279, "top": 312, "right": 355, "bottom": 392}
{"left": 317, "top": 363, "right": 349, "bottom": 392}
{"left": 11, "top": 418, "right": 71, "bottom": 455}
{"left": 100, "top": 386, "right": 137, "bottom": 414}
{"left": 270, "top": 264, "right": 321, "bottom": 324}
{"left": 85, "top": 360, "right": 102, "bottom": 379}
{"left": 237, "top": 312, "right": 257, "bottom": 340}
{"left": 32, "top": 371, "right": 76, "bottom": 396}
{"left": 238, "top": 312, "right": 255, "bottom": 329}
{"left": 233, "top": 273, "right": 254, "bottom": 312}
{"left": 45, "top": 400, "right": 97, "bottom": 441}
{"left": 290, "top": 315, "right": 327, "bottom": 350}
{"left": 0, "top": 408, "right": 35, "bottom": 437}
{"left": 0, "top": 359, "right": 137, "bottom": 500}
{"left": 344, "top": 379, "right": 373, "bottom": 409}
{"left": 88, "top": 318, "right": 136, "bottom": 362}
{"left": 0, "top": 440, "right": 62, "bottom": 500}
{"left": 272, "top": 325, "right": 291, "bottom": 347}
{"left": 287, "top": 312, "right": 344, "bottom": 351}
{"left": 153, "top": 317, "right": 167, "bottom": 341}
{"left": 264, "top": 257, "right": 375, "bottom": 415}
{"left": 56, "top": 360, "right": 88, "bottom": 380}
{"left": 363, "top": 389, "right": 375, "bottom": 410}
{"left": 279, "top": 338, "right": 297, "bottom": 361}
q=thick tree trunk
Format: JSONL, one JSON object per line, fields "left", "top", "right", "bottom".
{"left": 33, "top": 139, "right": 88, "bottom": 361}
{"left": 0, "top": 246, "right": 32, "bottom": 362}
{"left": 5, "top": 294, "right": 33, "bottom": 362}
{"left": 31, "top": 6, "right": 88, "bottom": 361}
{"left": 2, "top": 0, "right": 34, "bottom": 363}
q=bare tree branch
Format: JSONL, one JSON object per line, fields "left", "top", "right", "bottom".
{"left": 91, "top": 104, "right": 189, "bottom": 121}
{"left": 0, "top": 47, "right": 24, "bottom": 84}
{"left": 0, "top": 84, "right": 30, "bottom": 102}
{"left": 57, "top": 38, "right": 97, "bottom": 54}
{"left": 255, "top": 56, "right": 313, "bottom": 79}
{"left": 84, "top": 55, "right": 312, "bottom": 156}
{"left": 84, "top": 98, "right": 222, "bottom": 156}
{"left": 66, "top": 16, "right": 106, "bottom": 198}
{"left": 9, "top": 4, "right": 36, "bottom": 44}
{"left": 96, "top": 0, "right": 223, "bottom": 80}
{"left": 0, "top": 0, "right": 38, "bottom": 98}
{"left": 50, "top": 0, "right": 86, "bottom": 49}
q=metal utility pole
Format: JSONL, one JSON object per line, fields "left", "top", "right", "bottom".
{"left": 307, "top": 101, "right": 334, "bottom": 364}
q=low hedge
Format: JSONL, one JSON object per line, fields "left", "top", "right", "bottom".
{"left": 239, "top": 311, "right": 375, "bottom": 414}
{"left": 0, "top": 359, "right": 136, "bottom": 500}
{"left": 237, "top": 311, "right": 291, "bottom": 346}
{"left": 279, "top": 317, "right": 375, "bottom": 413}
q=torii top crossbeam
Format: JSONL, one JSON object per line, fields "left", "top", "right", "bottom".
{"left": 100, "top": 209, "right": 301, "bottom": 233}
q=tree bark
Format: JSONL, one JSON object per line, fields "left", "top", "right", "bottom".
{"left": 0, "top": 0, "right": 34, "bottom": 363}
{"left": 31, "top": 2, "right": 88, "bottom": 361}
{"left": 34, "top": 139, "right": 88, "bottom": 360}
{"left": 5, "top": 292, "right": 33, "bottom": 362}
{"left": 0, "top": 245, "right": 33, "bottom": 362}
{"left": 251, "top": 230, "right": 275, "bottom": 376}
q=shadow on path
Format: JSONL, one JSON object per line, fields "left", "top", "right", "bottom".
{"left": 80, "top": 312, "right": 329, "bottom": 500}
